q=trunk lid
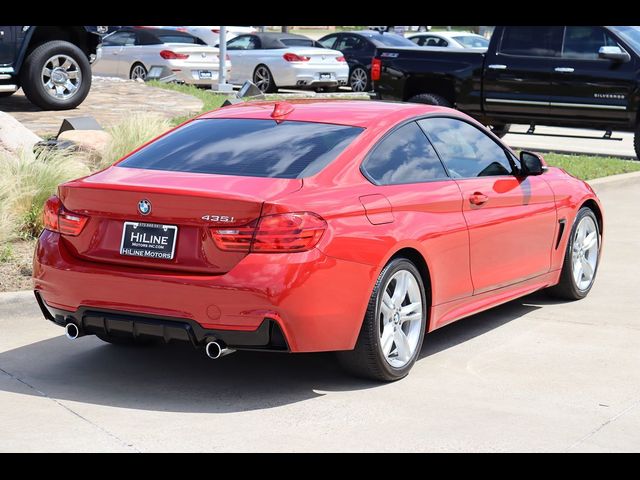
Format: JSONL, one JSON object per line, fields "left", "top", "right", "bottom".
{"left": 164, "top": 43, "right": 220, "bottom": 64}
{"left": 58, "top": 166, "right": 302, "bottom": 274}
{"left": 288, "top": 47, "right": 344, "bottom": 65}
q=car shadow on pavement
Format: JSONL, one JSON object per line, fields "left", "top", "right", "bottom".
{"left": 0, "top": 95, "right": 43, "bottom": 112}
{"left": 0, "top": 293, "right": 545, "bottom": 414}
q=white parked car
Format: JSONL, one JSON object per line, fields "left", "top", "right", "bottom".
{"left": 408, "top": 31, "right": 490, "bottom": 49}
{"left": 225, "top": 32, "right": 349, "bottom": 92}
{"left": 92, "top": 28, "right": 231, "bottom": 86}
{"left": 183, "top": 26, "right": 257, "bottom": 46}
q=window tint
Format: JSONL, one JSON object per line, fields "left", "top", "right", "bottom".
{"left": 227, "top": 35, "right": 259, "bottom": 50}
{"left": 119, "top": 119, "right": 363, "bottom": 179}
{"left": 453, "top": 35, "right": 489, "bottom": 48}
{"left": 103, "top": 31, "right": 136, "bottom": 47}
{"left": 372, "top": 34, "right": 416, "bottom": 47}
{"left": 499, "top": 26, "right": 563, "bottom": 57}
{"left": 157, "top": 34, "right": 203, "bottom": 44}
{"left": 418, "top": 118, "right": 513, "bottom": 178}
{"left": 562, "top": 26, "right": 618, "bottom": 59}
{"left": 318, "top": 35, "right": 337, "bottom": 49}
{"left": 335, "top": 35, "right": 364, "bottom": 51}
{"left": 280, "top": 38, "right": 315, "bottom": 47}
{"left": 362, "top": 122, "right": 448, "bottom": 185}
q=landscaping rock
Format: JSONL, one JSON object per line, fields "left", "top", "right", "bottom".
{"left": 0, "top": 111, "right": 42, "bottom": 154}
{"left": 58, "top": 129, "right": 112, "bottom": 156}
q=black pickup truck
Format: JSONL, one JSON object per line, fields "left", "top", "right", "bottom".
{"left": 372, "top": 26, "right": 640, "bottom": 159}
{"left": 0, "top": 26, "right": 101, "bottom": 110}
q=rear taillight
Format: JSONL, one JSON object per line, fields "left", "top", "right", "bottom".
{"left": 160, "top": 50, "right": 189, "bottom": 60}
{"left": 336, "top": 56, "right": 346, "bottom": 62}
{"left": 212, "top": 212, "right": 326, "bottom": 253}
{"left": 43, "top": 195, "right": 88, "bottom": 236}
{"left": 283, "top": 53, "right": 310, "bottom": 62}
{"left": 371, "top": 58, "right": 381, "bottom": 81}
{"left": 211, "top": 29, "right": 220, "bottom": 34}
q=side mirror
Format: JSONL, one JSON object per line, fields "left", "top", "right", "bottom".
{"left": 598, "top": 45, "right": 631, "bottom": 63}
{"left": 519, "top": 151, "right": 547, "bottom": 176}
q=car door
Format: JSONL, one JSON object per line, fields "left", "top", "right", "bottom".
{"left": 93, "top": 31, "right": 136, "bottom": 77}
{"left": 483, "top": 26, "right": 564, "bottom": 117}
{"left": 226, "top": 34, "right": 260, "bottom": 83}
{"left": 0, "top": 26, "right": 16, "bottom": 66}
{"left": 335, "top": 34, "right": 374, "bottom": 72}
{"left": 418, "top": 116, "right": 557, "bottom": 294}
{"left": 549, "top": 26, "right": 637, "bottom": 123}
{"left": 360, "top": 121, "right": 473, "bottom": 306}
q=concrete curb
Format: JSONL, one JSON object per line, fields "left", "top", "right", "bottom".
{"left": 0, "top": 290, "right": 33, "bottom": 303}
{"left": 587, "top": 170, "right": 640, "bottom": 187}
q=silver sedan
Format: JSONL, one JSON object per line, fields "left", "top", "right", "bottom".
{"left": 92, "top": 27, "right": 230, "bottom": 85}
{"left": 225, "top": 32, "right": 348, "bottom": 92}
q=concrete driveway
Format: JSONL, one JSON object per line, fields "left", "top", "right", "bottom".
{"left": 1, "top": 177, "right": 639, "bottom": 452}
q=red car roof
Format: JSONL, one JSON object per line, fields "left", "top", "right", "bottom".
{"left": 198, "top": 99, "right": 453, "bottom": 128}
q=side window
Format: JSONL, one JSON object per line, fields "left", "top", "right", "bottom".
{"left": 425, "top": 37, "right": 447, "bottom": 47}
{"left": 318, "top": 35, "right": 337, "bottom": 49}
{"left": 562, "top": 26, "right": 619, "bottom": 60}
{"left": 102, "top": 31, "right": 136, "bottom": 47}
{"left": 362, "top": 122, "right": 449, "bottom": 185}
{"left": 227, "top": 35, "right": 258, "bottom": 50}
{"left": 410, "top": 36, "right": 423, "bottom": 46}
{"left": 418, "top": 118, "right": 513, "bottom": 178}
{"left": 499, "top": 26, "right": 563, "bottom": 57}
{"left": 335, "top": 35, "right": 362, "bottom": 52}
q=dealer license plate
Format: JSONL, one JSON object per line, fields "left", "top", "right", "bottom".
{"left": 199, "top": 70, "right": 213, "bottom": 79}
{"left": 319, "top": 72, "right": 332, "bottom": 80}
{"left": 120, "top": 222, "right": 178, "bottom": 260}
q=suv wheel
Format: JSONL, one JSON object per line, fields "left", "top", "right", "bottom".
{"left": 407, "top": 93, "right": 451, "bottom": 108}
{"left": 20, "top": 40, "right": 91, "bottom": 110}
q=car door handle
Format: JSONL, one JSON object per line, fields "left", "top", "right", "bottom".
{"left": 488, "top": 64, "right": 507, "bottom": 70}
{"left": 469, "top": 192, "right": 489, "bottom": 205}
{"left": 554, "top": 67, "right": 575, "bottom": 73}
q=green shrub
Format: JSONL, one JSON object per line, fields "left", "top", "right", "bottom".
{"left": 99, "top": 114, "right": 172, "bottom": 169}
{"left": 0, "top": 149, "right": 90, "bottom": 240}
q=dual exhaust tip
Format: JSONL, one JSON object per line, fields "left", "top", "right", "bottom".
{"left": 65, "top": 322, "right": 235, "bottom": 359}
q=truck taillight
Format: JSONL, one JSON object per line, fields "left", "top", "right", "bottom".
{"left": 212, "top": 212, "right": 326, "bottom": 253}
{"left": 160, "top": 50, "right": 189, "bottom": 60}
{"left": 371, "top": 58, "right": 382, "bottom": 81}
{"left": 43, "top": 195, "right": 88, "bottom": 236}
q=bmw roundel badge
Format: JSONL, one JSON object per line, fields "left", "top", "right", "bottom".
{"left": 138, "top": 199, "right": 151, "bottom": 215}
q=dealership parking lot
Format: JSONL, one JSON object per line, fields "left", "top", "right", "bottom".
{"left": 0, "top": 176, "right": 639, "bottom": 452}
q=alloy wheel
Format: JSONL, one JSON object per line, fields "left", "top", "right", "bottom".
{"left": 41, "top": 54, "right": 82, "bottom": 100}
{"left": 131, "top": 65, "right": 147, "bottom": 81}
{"left": 571, "top": 216, "right": 599, "bottom": 291}
{"left": 254, "top": 66, "right": 271, "bottom": 92}
{"left": 379, "top": 269, "right": 424, "bottom": 368}
{"left": 350, "top": 68, "right": 368, "bottom": 92}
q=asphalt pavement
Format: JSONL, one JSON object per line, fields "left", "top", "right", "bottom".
{"left": 1, "top": 175, "right": 639, "bottom": 452}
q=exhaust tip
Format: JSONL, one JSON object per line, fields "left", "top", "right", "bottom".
{"left": 65, "top": 323, "right": 80, "bottom": 340}
{"left": 205, "top": 341, "right": 223, "bottom": 359}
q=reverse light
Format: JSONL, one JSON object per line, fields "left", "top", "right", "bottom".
{"left": 43, "top": 195, "right": 88, "bottom": 236}
{"left": 160, "top": 50, "right": 189, "bottom": 60}
{"left": 283, "top": 53, "right": 310, "bottom": 62}
{"left": 212, "top": 212, "right": 326, "bottom": 253}
{"left": 336, "top": 56, "right": 346, "bottom": 62}
{"left": 371, "top": 58, "right": 381, "bottom": 81}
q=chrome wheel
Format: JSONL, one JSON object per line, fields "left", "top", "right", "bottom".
{"left": 350, "top": 68, "right": 368, "bottom": 92}
{"left": 41, "top": 54, "right": 81, "bottom": 100}
{"left": 131, "top": 64, "right": 147, "bottom": 81}
{"left": 254, "top": 66, "right": 271, "bottom": 92}
{"left": 571, "top": 216, "right": 599, "bottom": 291}
{"left": 379, "top": 269, "right": 424, "bottom": 368}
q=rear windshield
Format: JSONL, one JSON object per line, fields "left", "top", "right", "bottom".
{"left": 453, "top": 35, "right": 489, "bottom": 48}
{"left": 118, "top": 118, "right": 364, "bottom": 179}
{"left": 280, "top": 38, "right": 316, "bottom": 47}
{"left": 157, "top": 34, "right": 203, "bottom": 44}
{"left": 372, "top": 34, "right": 416, "bottom": 47}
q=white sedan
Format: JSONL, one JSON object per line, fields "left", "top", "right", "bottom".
{"left": 92, "top": 27, "right": 230, "bottom": 86}
{"left": 225, "top": 32, "right": 349, "bottom": 92}
{"left": 408, "top": 31, "right": 490, "bottom": 49}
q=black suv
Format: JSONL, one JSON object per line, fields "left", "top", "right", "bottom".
{"left": 0, "top": 26, "right": 101, "bottom": 110}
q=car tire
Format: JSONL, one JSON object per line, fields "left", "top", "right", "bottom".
{"left": 407, "top": 93, "right": 451, "bottom": 108}
{"left": 0, "top": 91, "right": 16, "bottom": 98}
{"left": 337, "top": 258, "right": 428, "bottom": 382}
{"left": 130, "top": 63, "right": 148, "bottom": 81}
{"left": 349, "top": 66, "right": 370, "bottom": 92}
{"left": 253, "top": 64, "right": 277, "bottom": 93}
{"left": 546, "top": 207, "right": 601, "bottom": 300}
{"left": 96, "top": 333, "right": 156, "bottom": 346}
{"left": 489, "top": 123, "right": 511, "bottom": 138}
{"left": 634, "top": 126, "right": 640, "bottom": 161}
{"left": 20, "top": 40, "right": 91, "bottom": 110}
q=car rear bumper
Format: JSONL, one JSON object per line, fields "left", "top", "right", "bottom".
{"left": 33, "top": 230, "right": 376, "bottom": 352}
{"left": 275, "top": 64, "right": 349, "bottom": 88}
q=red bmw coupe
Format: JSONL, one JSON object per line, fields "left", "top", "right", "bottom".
{"left": 33, "top": 100, "right": 603, "bottom": 381}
